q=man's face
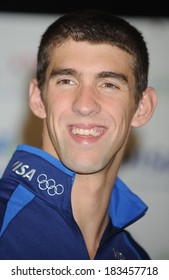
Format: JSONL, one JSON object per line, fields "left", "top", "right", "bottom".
{"left": 41, "top": 40, "right": 136, "bottom": 174}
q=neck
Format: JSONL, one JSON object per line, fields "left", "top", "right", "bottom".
{"left": 71, "top": 156, "right": 121, "bottom": 259}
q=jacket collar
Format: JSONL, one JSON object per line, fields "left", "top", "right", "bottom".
{"left": 5, "top": 144, "right": 148, "bottom": 229}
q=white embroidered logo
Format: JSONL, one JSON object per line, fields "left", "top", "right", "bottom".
{"left": 37, "top": 174, "right": 64, "bottom": 196}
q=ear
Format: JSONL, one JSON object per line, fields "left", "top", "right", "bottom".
{"left": 29, "top": 79, "right": 46, "bottom": 119}
{"left": 131, "top": 87, "right": 158, "bottom": 128}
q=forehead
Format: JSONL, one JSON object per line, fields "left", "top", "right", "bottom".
{"left": 47, "top": 39, "right": 134, "bottom": 79}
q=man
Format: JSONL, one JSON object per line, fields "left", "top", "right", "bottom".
{"left": 0, "top": 9, "right": 157, "bottom": 259}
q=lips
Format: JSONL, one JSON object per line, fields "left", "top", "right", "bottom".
{"left": 71, "top": 127, "right": 104, "bottom": 137}
{"left": 68, "top": 124, "right": 106, "bottom": 140}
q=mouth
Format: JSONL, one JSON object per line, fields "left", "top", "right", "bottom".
{"left": 71, "top": 127, "right": 104, "bottom": 137}
{"left": 68, "top": 124, "right": 107, "bottom": 143}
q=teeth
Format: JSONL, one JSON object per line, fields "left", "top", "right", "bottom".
{"left": 72, "top": 128, "right": 103, "bottom": 137}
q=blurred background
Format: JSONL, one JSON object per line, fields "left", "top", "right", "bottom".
{"left": 0, "top": 3, "right": 169, "bottom": 259}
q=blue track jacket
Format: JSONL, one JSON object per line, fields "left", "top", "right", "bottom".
{"left": 0, "top": 144, "right": 150, "bottom": 260}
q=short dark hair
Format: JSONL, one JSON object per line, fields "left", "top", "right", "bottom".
{"left": 37, "top": 9, "right": 149, "bottom": 104}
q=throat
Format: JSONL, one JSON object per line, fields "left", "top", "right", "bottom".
{"left": 79, "top": 216, "right": 109, "bottom": 260}
{"left": 71, "top": 179, "right": 110, "bottom": 259}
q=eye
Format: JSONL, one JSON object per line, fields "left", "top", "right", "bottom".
{"left": 57, "top": 79, "right": 75, "bottom": 85}
{"left": 98, "top": 80, "right": 121, "bottom": 95}
{"left": 103, "top": 82, "right": 119, "bottom": 89}
{"left": 100, "top": 82, "right": 120, "bottom": 93}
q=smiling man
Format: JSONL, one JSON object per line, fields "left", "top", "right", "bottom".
{"left": 0, "top": 10, "right": 157, "bottom": 260}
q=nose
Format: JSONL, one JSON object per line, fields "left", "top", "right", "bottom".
{"left": 72, "top": 86, "right": 101, "bottom": 117}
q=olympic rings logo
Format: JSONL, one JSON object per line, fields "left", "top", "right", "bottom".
{"left": 37, "top": 174, "right": 64, "bottom": 196}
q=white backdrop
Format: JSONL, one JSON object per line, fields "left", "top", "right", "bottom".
{"left": 0, "top": 13, "right": 169, "bottom": 260}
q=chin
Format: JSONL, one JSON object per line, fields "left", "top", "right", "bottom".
{"left": 64, "top": 160, "right": 103, "bottom": 175}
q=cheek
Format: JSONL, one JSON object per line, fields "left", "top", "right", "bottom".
{"left": 50, "top": 91, "right": 73, "bottom": 111}
{"left": 107, "top": 101, "right": 134, "bottom": 136}
{"left": 45, "top": 97, "right": 70, "bottom": 138}
{"left": 107, "top": 99, "right": 128, "bottom": 120}
{"left": 45, "top": 93, "right": 67, "bottom": 118}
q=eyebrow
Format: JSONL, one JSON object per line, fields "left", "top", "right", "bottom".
{"left": 50, "top": 68, "right": 77, "bottom": 78}
{"left": 50, "top": 68, "right": 128, "bottom": 84}
{"left": 97, "top": 71, "right": 128, "bottom": 84}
